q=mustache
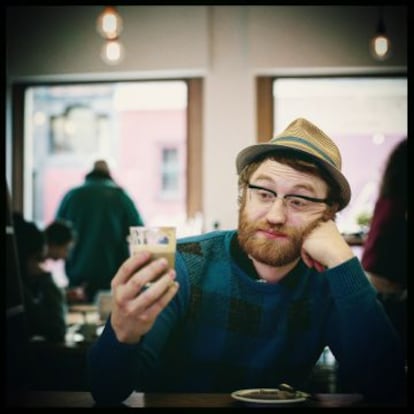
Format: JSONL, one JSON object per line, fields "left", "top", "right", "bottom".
{"left": 252, "top": 222, "right": 291, "bottom": 235}
{"left": 247, "top": 221, "right": 309, "bottom": 246}
{"left": 259, "top": 214, "right": 327, "bottom": 235}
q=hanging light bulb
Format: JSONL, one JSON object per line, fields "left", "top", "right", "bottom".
{"left": 97, "top": 6, "right": 125, "bottom": 65}
{"left": 101, "top": 39, "right": 125, "bottom": 65}
{"left": 370, "top": 7, "right": 391, "bottom": 61}
{"left": 96, "top": 6, "right": 123, "bottom": 40}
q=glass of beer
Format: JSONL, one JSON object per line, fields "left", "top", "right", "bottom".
{"left": 128, "top": 226, "right": 176, "bottom": 269}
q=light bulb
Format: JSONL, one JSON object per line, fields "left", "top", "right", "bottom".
{"left": 370, "top": 8, "right": 391, "bottom": 61}
{"left": 101, "top": 39, "right": 124, "bottom": 65}
{"left": 97, "top": 6, "right": 123, "bottom": 40}
{"left": 371, "top": 34, "right": 391, "bottom": 60}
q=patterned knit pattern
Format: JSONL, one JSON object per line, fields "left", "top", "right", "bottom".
{"left": 136, "top": 231, "right": 334, "bottom": 391}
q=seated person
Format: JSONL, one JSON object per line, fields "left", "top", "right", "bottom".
{"left": 45, "top": 219, "right": 75, "bottom": 263}
{"left": 13, "top": 213, "right": 67, "bottom": 343}
{"left": 44, "top": 219, "right": 86, "bottom": 303}
{"left": 361, "top": 138, "right": 407, "bottom": 358}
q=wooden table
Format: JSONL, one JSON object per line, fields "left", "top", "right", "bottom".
{"left": 10, "top": 391, "right": 402, "bottom": 408}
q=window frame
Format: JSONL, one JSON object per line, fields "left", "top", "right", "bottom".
{"left": 256, "top": 73, "right": 407, "bottom": 143}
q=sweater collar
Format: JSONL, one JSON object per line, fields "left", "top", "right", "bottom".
{"left": 230, "top": 231, "right": 304, "bottom": 288}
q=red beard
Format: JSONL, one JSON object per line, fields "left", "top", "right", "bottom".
{"left": 237, "top": 210, "right": 309, "bottom": 266}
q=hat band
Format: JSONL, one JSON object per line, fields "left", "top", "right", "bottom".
{"left": 271, "top": 136, "right": 337, "bottom": 167}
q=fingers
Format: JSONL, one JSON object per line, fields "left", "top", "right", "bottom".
{"left": 110, "top": 250, "right": 179, "bottom": 344}
{"left": 301, "top": 248, "right": 314, "bottom": 268}
{"left": 131, "top": 268, "right": 176, "bottom": 307}
{"left": 138, "top": 280, "right": 179, "bottom": 322}
{"left": 302, "top": 218, "right": 354, "bottom": 270}
{"left": 116, "top": 257, "right": 172, "bottom": 301}
{"left": 110, "top": 275, "right": 179, "bottom": 343}
{"left": 313, "top": 261, "right": 325, "bottom": 272}
{"left": 114, "top": 269, "right": 177, "bottom": 323}
{"left": 111, "top": 250, "right": 152, "bottom": 287}
{"left": 301, "top": 248, "right": 325, "bottom": 272}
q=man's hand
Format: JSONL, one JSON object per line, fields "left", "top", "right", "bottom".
{"left": 110, "top": 251, "right": 179, "bottom": 344}
{"left": 301, "top": 220, "right": 354, "bottom": 271}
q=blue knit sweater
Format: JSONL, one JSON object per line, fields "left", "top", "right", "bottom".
{"left": 88, "top": 230, "right": 406, "bottom": 404}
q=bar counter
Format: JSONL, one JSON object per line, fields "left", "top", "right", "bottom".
{"left": 10, "top": 390, "right": 404, "bottom": 408}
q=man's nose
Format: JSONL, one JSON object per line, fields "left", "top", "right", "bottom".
{"left": 265, "top": 198, "right": 287, "bottom": 224}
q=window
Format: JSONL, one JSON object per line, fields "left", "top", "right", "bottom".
{"left": 15, "top": 79, "right": 203, "bottom": 236}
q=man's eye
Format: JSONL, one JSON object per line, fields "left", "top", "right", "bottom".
{"left": 288, "top": 197, "right": 309, "bottom": 208}
{"left": 258, "top": 190, "right": 274, "bottom": 200}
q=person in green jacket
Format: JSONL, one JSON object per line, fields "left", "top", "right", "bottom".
{"left": 55, "top": 160, "right": 144, "bottom": 303}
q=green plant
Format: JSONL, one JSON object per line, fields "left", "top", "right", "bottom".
{"left": 356, "top": 212, "right": 372, "bottom": 227}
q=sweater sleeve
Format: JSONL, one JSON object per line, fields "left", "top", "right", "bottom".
{"left": 87, "top": 321, "right": 139, "bottom": 405}
{"left": 324, "top": 257, "right": 406, "bottom": 403}
{"left": 88, "top": 252, "right": 189, "bottom": 405}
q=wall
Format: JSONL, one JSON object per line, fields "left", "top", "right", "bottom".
{"left": 6, "top": 5, "right": 407, "bottom": 230}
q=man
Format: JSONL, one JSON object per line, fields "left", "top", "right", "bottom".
{"left": 55, "top": 160, "right": 144, "bottom": 302}
{"left": 43, "top": 219, "right": 85, "bottom": 302}
{"left": 44, "top": 219, "right": 75, "bottom": 263}
{"left": 88, "top": 119, "right": 406, "bottom": 405}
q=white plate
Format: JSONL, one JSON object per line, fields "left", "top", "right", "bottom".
{"left": 231, "top": 388, "right": 308, "bottom": 405}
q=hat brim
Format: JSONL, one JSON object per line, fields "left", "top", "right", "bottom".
{"left": 236, "top": 143, "right": 351, "bottom": 210}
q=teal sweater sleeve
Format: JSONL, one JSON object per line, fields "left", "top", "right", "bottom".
{"left": 323, "top": 258, "right": 406, "bottom": 402}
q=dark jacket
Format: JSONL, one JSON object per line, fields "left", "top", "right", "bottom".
{"left": 56, "top": 172, "right": 144, "bottom": 301}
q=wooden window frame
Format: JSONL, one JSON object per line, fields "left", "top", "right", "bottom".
{"left": 256, "top": 76, "right": 273, "bottom": 143}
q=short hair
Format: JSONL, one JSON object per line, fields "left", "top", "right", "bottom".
{"left": 45, "top": 220, "right": 75, "bottom": 246}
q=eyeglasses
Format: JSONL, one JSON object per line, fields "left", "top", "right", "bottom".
{"left": 247, "top": 183, "right": 330, "bottom": 213}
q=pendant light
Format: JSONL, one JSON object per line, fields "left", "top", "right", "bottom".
{"left": 96, "top": 6, "right": 125, "bottom": 65}
{"left": 370, "top": 7, "right": 391, "bottom": 61}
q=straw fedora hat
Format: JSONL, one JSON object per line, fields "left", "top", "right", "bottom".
{"left": 236, "top": 117, "right": 351, "bottom": 210}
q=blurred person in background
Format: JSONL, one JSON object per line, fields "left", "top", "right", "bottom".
{"left": 361, "top": 138, "right": 407, "bottom": 359}
{"left": 44, "top": 219, "right": 75, "bottom": 263}
{"left": 55, "top": 160, "right": 144, "bottom": 303}
{"left": 13, "top": 212, "right": 67, "bottom": 343}
{"left": 44, "top": 219, "right": 85, "bottom": 303}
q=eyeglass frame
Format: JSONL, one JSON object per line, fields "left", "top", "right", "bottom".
{"left": 246, "top": 183, "right": 331, "bottom": 212}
